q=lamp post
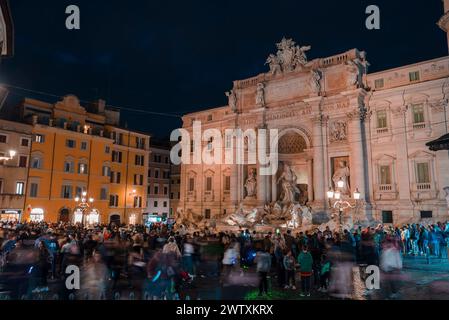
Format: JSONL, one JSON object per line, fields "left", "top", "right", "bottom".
{"left": 0, "top": 150, "right": 16, "bottom": 161}
{"left": 74, "top": 191, "right": 94, "bottom": 227}
{"left": 327, "top": 178, "right": 361, "bottom": 234}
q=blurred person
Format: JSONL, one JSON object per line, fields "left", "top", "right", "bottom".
{"left": 255, "top": 248, "right": 272, "bottom": 297}
{"left": 380, "top": 239, "right": 403, "bottom": 299}
{"left": 283, "top": 251, "right": 296, "bottom": 290}
{"left": 297, "top": 245, "right": 313, "bottom": 297}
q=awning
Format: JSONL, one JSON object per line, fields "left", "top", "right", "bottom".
{"left": 426, "top": 133, "right": 449, "bottom": 151}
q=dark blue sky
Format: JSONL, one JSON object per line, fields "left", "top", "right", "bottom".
{"left": 0, "top": 0, "right": 447, "bottom": 137}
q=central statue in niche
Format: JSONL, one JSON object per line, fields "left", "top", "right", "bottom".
{"left": 277, "top": 163, "right": 301, "bottom": 203}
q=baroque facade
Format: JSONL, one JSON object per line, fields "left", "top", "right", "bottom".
{"left": 178, "top": 15, "right": 449, "bottom": 227}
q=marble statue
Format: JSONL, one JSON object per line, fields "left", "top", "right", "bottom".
{"left": 244, "top": 169, "right": 257, "bottom": 198}
{"left": 309, "top": 69, "right": 321, "bottom": 95}
{"left": 266, "top": 38, "right": 311, "bottom": 74}
{"left": 332, "top": 160, "right": 350, "bottom": 195}
{"left": 265, "top": 54, "right": 282, "bottom": 75}
{"left": 277, "top": 164, "right": 301, "bottom": 203}
{"left": 346, "top": 60, "right": 360, "bottom": 87}
{"left": 256, "top": 83, "right": 265, "bottom": 106}
{"left": 225, "top": 90, "right": 237, "bottom": 113}
{"left": 330, "top": 121, "right": 347, "bottom": 142}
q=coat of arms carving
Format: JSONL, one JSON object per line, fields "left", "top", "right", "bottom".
{"left": 265, "top": 37, "right": 311, "bottom": 75}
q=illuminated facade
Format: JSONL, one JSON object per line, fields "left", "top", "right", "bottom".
{"left": 19, "top": 95, "right": 150, "bottom": 224}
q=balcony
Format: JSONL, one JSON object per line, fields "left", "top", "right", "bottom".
{"left": 0, "top": 194, "right": 26, "bottom": 209}
{"left": 413, "top": 122, "right": 426, "bottom": 130}
{"left": 374, "top": 184, "right": 398, "bottom": 200}
{"left": 187, "top": 191, "right": 196, "bottom": 202}
{"left": 411, "top": 182, "right": 437, "bottom": 201}
{"left": 204, "top": 190, "right": 214, "bottom": 202}
{"left": 376, "top": 127, "right": 389, "bottom": 135}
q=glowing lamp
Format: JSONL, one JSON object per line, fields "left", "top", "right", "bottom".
{"left": 337, "top": 179, "right": 345, "bottom": 189}
{"left": 353, "top": 188, "right": 361, "bottom": 200}
{"left": 327, "top": 188, "right": 334, "bottom": 199}
{"left": 9, "top": 150, "right": 16, "bottom": 158}
{"left": 334, "top": 191, "right": 341, "bottom": 200}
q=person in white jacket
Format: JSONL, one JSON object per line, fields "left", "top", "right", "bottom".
{"left": 380, "top": 239, "right": 403, "bottom": 299}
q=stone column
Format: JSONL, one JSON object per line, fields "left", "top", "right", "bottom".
{"left": 230, "top": 164, "right": 238, "bottom": 207}
{"left": 344, "top": 89, "right": 369, "bottom": 201}
{"left": 257, "top": 166, "right": 267, "bottom": 206}
{"left": 307, "top": 157, "right": 314, "bottom": 203}
{"left": 311, "top": 115, "right": 325, "bottom": 208}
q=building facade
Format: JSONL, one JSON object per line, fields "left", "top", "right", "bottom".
{"left": 145, "top": 143, "right": 171, "bottom": 219}
{"left": 177, "top": 5, "right": 449, "bottom": 227}
{"left": 19, "top": 95, "right": 150, "bottom": 224}
{"left": 0, "top": 119, "right": 32, "bottom": 221}
{"left": 170, "top": 162, "right": 181, "bottom": 219}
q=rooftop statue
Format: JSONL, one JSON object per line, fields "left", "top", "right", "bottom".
{"left": 266, "top": 37, "right": 311, "bottom": 74}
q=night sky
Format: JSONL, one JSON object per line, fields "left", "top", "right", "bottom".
{"left": 0, "top": 0, "right": 446, "bottom": 138}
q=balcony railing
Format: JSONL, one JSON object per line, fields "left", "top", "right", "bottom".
{"left": 413, "top": 122, "right": 426, "bottom": 130}
{"left": 378, "top": 184, "right": 393, "bottom": 191}
{"left": 376, "top": 127, "right": 389, "bottom": 134}
{"left": 416, "top": 183, "right": 431, "bottom": 190}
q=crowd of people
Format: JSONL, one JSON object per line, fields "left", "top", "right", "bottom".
{"left": 0, "top": 220, "right": 448, "bottom": 300}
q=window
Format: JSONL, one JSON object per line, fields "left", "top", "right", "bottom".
{"left": 66, "top": 139, "right": 76, "bottom": 148}
{"left": 164, "top": 186, "right": 168, "bottom": 195}
{"left": 0, "top": 180, "right": 3, "bottom": 193}
{"left": 102, "top": 166, "right": 111, "bottom": 177}
{"left": 147, "top": 185, "right": 151, "bottom": 194}
{"left": 206, "top": 177, "right": 212, "bottom": 191}
{"left": 105, "top": 146, "right": 110, "bottom": 154}
{"left": 15, "top": 182, "right": 25, "bottom": 195}
{"left": 154, "top": 201, "right": 158, "bottom": 207}
{"left": 379, "top": 165, "right": 391, "bottom": 185}
{"left": 416, "top": 162, "right": 430, "bottom": 183}
{"left": 374, "top": 78, "right": 384, "bottom": 89}
{"left": 135, "top": 154, "right": 145, "bottom": 166}
{"left": 165, "top": 157, "right": 169, "bottom": 164}
{"left": 81, "top": 141, "right": 88, "bottom": 150}
{"left": 61, "top": 185, "right": 72, "bottom": 199}
{"left": 31, "top": 157, "right": 41, "bottom": 169}
{"left": 409, "top": 71, "right": 420, "bottom": 82}
{"left": 78, "top": 163, "right": 88, "bottom": 174}
{"left": 163, "top": 201, "right": 167, "bottom": 208}
{"left": 64, "top": 161, "right": 74, "bottom": 173}
{"left": 224, "top": 176, "right": 231, "bottom": 191}
{"left": 189, "top": 178, "right": 195, "bottom": 191}
{"left": 30, "top": 183, "right": 38, "bottom": 198}
{"left": 21, "top": 138, "right": 30, "bottom": 147}
{"left": 382, "top": 211, "right": 393, "bottom": 224}
{"left": 112, "top": 151, "right": 123, "bottom": 163}
{"left": 0, "top": 134, "right": 6, "bottom": 143}
{"left": 207, "top": 114, "right": 212, "bottom": 121}
{"left": 170, "top": 192, "right": 174, "bottom": 199}
{"left": 134, "top": 196, "right": 143, "bottom": 208}
{"left": 134, "top": 174, "right": 143, "bottom": 185}
{"left": 154, "top": 170, "right": 159, "bottom": 179}
{"left": 420, "top": 211, "right": 432, "bottom": 219}
{"left": 205, "top": 209, "right": 211, "bottom": 219}
{"left": 376, "top": 111, "right": 387, "bottom": 129}
{"left": 19, "top": 155, "right": 28, "bottom": 168}
{"left": 109, "top": 194, "right": 119, "bottom": 207}
{"left": 100, "top": 188, "right": 108, "bottom": 200}
{"left": 154, "top": 186, "right": 159, "bottom": 195}
{"left": 110, "top": 171, "right": 121, "bottom": 184}
{"left": 412, "top": 104, "right": 425, "bottom": 124}
{"left": 148, "top": 169, "right": 151, "bottom": 178}
{"left": 225, "top": 135, "right": 232, "bottom": 149}
{"left": 136, "top": 137, "right": 145, "bottom": 149}
{"left": 75, "top": 186, "right": 83, "bottom": 197}
{"left": 34, "top": 134, "right": 45, "bottom": 143}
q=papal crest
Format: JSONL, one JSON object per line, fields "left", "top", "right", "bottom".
{"left": 265, "top": 37, "right": 311, "bottom": 75}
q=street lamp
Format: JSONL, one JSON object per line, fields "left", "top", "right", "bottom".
{"left": 74, "top": 192, "right": 95, "bottom": 227}
{"left": 327, "top": 184, "right": 362, "bottom": 234}
{"left": 0, "top": 150, "right": 16, "bottom": 161}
